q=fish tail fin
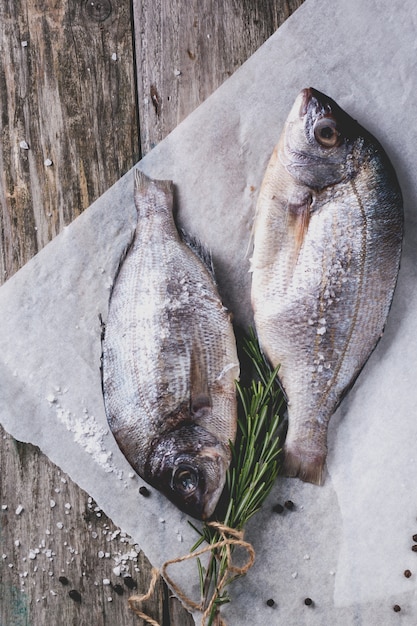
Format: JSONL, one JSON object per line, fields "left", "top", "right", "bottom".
{"left": 134, "top": 169, "right": 174, "bottom": 216}
{"left": 282, "top": 443, "right": 325, "bottom": 486}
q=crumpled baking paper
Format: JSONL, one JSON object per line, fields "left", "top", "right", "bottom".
{"left": 1, "top": 0, "right": 417, "bottom": 623}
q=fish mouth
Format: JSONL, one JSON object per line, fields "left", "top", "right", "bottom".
{"left": 299, "top": 87, "right": 314, "bottom": 116}
{"left": 299, "top": 87, "right": 333, "bottom": 118}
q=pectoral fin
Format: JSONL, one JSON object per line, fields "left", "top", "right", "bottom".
{"left": 190, "top": 345, "right": 211, "bottom": 419}
{"left": 287, "top": 194, "right": 312, "bottom": 263}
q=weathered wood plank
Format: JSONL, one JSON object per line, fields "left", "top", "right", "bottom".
{"left": 1, "top": 436, "right": 167, "bottom": 626}
{"left": 0, "top": 1, "right": 304, "bottom": 624}
{"left": 0, "top": 0, "right": 140, "bottom": 280}
{"left": 134, "top": 0, "right": 305, "bottom": 155}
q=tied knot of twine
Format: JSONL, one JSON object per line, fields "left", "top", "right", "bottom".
{"left": 129, "top": 522, "right": 255, "bottom": 626}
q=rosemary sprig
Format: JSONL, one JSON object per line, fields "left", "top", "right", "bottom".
{"left": 189, "top": 329, "right": 285, "bottom": 625}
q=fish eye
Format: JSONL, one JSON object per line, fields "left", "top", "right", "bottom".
{"left": 313, "top": 118, "right": 340, "bottom": 148}
{"left": 172, "top": 465, "right": 199, "bottom": 495}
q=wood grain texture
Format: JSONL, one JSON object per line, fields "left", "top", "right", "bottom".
{"left": 133, "top": 0, "right": 305, "bottom": 155}
{"left": 0, "top": 0, "right": 139, "bottom": 281}
{"left": 0, "top": 436, "right": 166, "bottom": 626}
{"left": 0, "top": 1, "right": 304, "bottom": 624}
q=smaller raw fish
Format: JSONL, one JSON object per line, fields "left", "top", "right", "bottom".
{"left": 102, "top": 170, "right": 239, "bottom": 520}
{"left": 251, "top": 88, "right": 403, "bottom": 485}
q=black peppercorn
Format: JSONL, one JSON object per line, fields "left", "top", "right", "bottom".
{"left": 139, "top": 486, "right": 150, "bottom": 497}
{"left": 272, "top": 503, "right": 284, "bottom": 514}
{"left": 58, "top": 576, "right": 69, "bottom": 585}
{"left": 69, "top": 589, "right": 82, "bottom": 603}
{"left": 123, "top": 576, "right": 137, "bottom": 590}
{"left": 412, "top": 545, "right": 417, "bottom": 552}
{"left": 413, "top": 534, "right": 417, "bottom": 542}
{"left": 266, "top": 598, "right": 275, "bottom": 607}
{"left": 404, "top": 569, "right": 412, "bottom": 578}
{"left": 112, "top": 583, "right": 124, "bottom": 595}
{"left": 393, "top": 604, "right": 401, "bottom": 612}
{"left": 304, "top": 598, "right": 313, "bottom": 606}
{"left": 284, "top": 500, "right": 295, "bottom": 510}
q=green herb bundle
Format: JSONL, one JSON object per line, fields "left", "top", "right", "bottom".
{"left": 189, "top": 330, "right": 285, "bottom": 625}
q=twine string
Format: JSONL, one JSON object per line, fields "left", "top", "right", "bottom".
{"left": 128, "top": 522, "right": 255, "bottom": 626}
{"left": 128, "top": 567, "right": 161, "bottom": 626}
{"left": 162, "top": 522, "right": 255, "bottom": 625}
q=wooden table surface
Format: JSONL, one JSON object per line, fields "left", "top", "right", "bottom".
{"left": 0, "top": 2, "right": 304, "bottom": 624}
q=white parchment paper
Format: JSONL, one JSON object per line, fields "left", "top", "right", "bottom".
{"left": 1, "top": 0, "right": 417, "bottom": 623}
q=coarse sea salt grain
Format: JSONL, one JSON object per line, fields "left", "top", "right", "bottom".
{"left": 53, "top": 405, "right": 120, "bottom": 476}
{"left": 15, "top": 505, "right": 24, "bottom": 515}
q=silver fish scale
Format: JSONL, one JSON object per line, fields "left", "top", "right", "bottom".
{"left": 251, "top": 88, "right": 403, "bottom": 485}
{"left": 102, "top": 172, "right": 239, "bottom": 517}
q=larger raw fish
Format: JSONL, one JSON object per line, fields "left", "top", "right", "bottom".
{"left": 251, "top": 88, "right": 403, "bottom": 485}
{"left": 102, "top": 170, "right": 239, "bottom": 519}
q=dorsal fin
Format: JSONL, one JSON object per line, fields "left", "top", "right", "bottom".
{"left": 181, "top": 230, "right": 216, "bottom": 281}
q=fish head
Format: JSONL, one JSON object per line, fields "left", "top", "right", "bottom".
{"left": 281, "top": 87, "right": 360, "bottom": 189}
{"left": 144, "top": 424, "right": 231, "bottom": 520}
